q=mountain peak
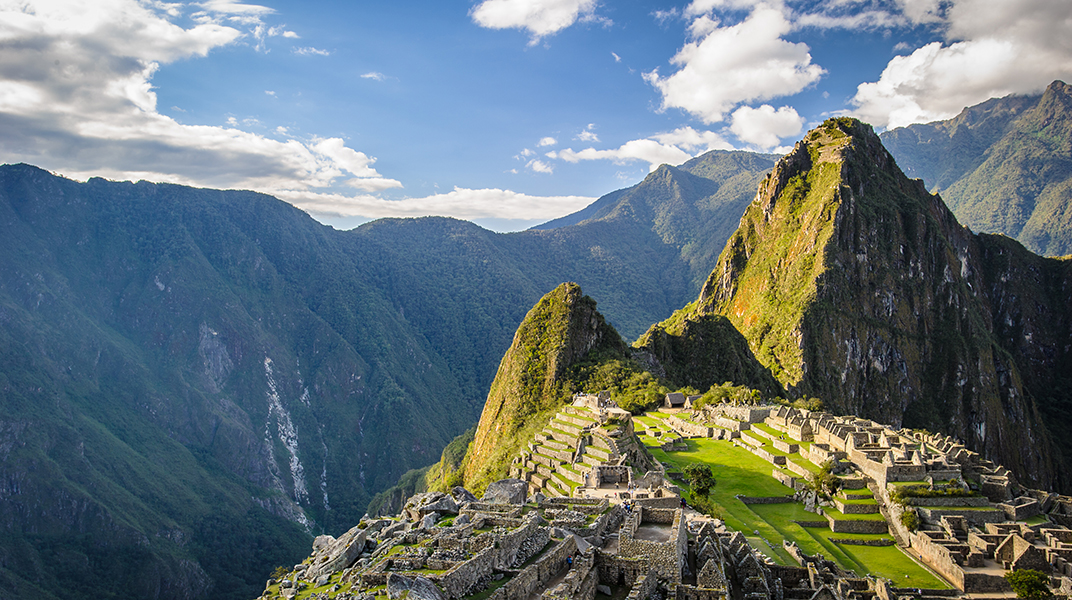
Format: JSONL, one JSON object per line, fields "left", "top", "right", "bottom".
{"left": 462, "top": 283, "right": 625, "bottom": 492}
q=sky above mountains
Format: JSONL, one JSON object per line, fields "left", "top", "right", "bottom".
{"left": 1, "top": 0, "right": 1070, "bottom": 231}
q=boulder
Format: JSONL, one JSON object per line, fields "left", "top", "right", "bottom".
{"left": 531, "top": 492, "right": 546, "bottom": 505}
{"left": 387, "top": 574, "right": 447, "bottom": 600}
{"left": 404, "top": 492, "right": 459, "bottom": 519}
{"left": 307, "top": 524, "right": 368, "bottom": 580}
{"left": 421, "top": 513, "right": 439, "bottom": 529}
{"left": 597, "top": 585, "right": 613, "bottom": 596}
{"left": 422, "top": 495, "right": 459, "bottom": 515}
{"left": 454, "top": 514, "right": 471, "bottom": 526}
{"left": 451, "top": 486, "right": 478, "bottom": 504}
{"left": 482, "top": 479, "right": 528, "bottom": 505}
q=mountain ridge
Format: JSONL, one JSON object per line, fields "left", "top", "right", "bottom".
{"left": 883, "top": 79, "right": 1072, "bottom": 257}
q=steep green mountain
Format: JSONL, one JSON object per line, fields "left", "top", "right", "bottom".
{"left": 675, "top": 118, "right": 1071, "bottom": 491}
{"left": 882, "top": 80, "right": 1072, "bottom": 256}
{"left": 449, "top": 118, "right": 1071, "bottom": 501}
{"left": 0, "top": 149, "right": 773, "bottom": 600}
{"left": 461, "top": 283, "right": 627, "bottom": 491}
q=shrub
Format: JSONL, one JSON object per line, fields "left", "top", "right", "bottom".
{"left": 1005, "top": 569, "right": 1053, "bottom": 600}
{"left": 809, "top": 460, "right": 839, "bottom": 496}
{"left": 900, "top": 509, "right": 920, "bottom": 531}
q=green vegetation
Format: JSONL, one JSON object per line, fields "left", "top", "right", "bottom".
{"left": 640, "top": 416, "right": 947, "bottom": 588}
{"left": 1005, "top": 569, "right": 1054, "bottom": 600}
{"left": 900, "top": 509, "right": 920, "bottom": 531}
{"left": 883, "top": 80, "right": 1072, "bottom": 257}
{"left": 683, "top": 463, "right": 716, "bottom": 494}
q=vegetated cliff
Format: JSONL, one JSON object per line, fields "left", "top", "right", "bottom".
{"left": 633, "top": 310, "right": 784, "bottom": 398}
{"left": 462, "top": 283, "right": 627, "bottom": 492}
{"left": 682, "top": 117, "right": 1070, "bottom": 491}
{"left": 882, "top": 79, "right": 1072, "bottom": 257}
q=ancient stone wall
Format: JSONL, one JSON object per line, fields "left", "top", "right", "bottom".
{"left": 487, "top": 537, "right": 577, "bottom": 600}
{"left": 625, "top": 573, "right": 658, "bottom": 600}
{"left": 904, "top": 496, "right": 990, "bottom": 507}
{"left": 824, "top": 515, "right": 887, "bottom": 534}
{"left": 737, "top": 496, "right": 795, "bottom": 505}
{"left": 598, "top": 554, "right": 651, "bottom": 588}
{"left": 674, "top": 584, "right": 728, "bottom": 600}
{"left": 440, "top": 547, "right": 496, "bottom": 599}
{"left": 643, "top": 507, "right": 678, "bottom": 523}
{"left": 666, "top": 415, "right": 713, "bottom": 438}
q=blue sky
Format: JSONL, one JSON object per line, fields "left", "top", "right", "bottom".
{"left": 2, "top": 0, "right": 1070, "bottom": 231}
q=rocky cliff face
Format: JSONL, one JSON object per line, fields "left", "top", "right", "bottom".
{"left": 689, "top": 118, "right": 1071, "bottom": 491}
{"left": 463, "top": 283, "right": 626, "bottom": 492}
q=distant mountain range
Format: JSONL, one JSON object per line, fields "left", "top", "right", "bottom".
{"left": 2, "top": 81, "right": 1071, "bottom": 600}
{"left": 883, "top": 79, "right": 1072, "bottom": 257}
{"left": 447, "top": 118, "right": 1071, "bottom": 513}
{"left": 0, "top": 149, "right": 772, "bottom": 600}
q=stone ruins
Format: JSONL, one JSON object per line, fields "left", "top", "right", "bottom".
{"left": 257, "top": 399, "right": 1072, "bottom": 600}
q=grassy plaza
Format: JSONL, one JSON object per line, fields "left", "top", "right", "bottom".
{"left": 635, "top": 416, "right": 949, "bottom": 589}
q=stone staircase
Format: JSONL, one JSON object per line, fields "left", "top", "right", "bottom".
{"left": 510, "top": 405, "right": 622, "bottom": 498}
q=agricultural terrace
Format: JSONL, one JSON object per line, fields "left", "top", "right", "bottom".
{"left": 634, "top": 412, "right": 949, "bottom": 589}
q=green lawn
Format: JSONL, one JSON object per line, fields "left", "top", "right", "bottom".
{"left": 640, "top": 422, "right": 951, "bottom": 589}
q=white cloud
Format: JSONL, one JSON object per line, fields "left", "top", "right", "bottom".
{"left": 294, "top": 46, "right": 331, "bottom": 56}
{"left": 0, "top": 0, "right": 400, "bottom": 203}
{"left": 537, "top": 136, "right": 557, "bottom": 147}
{"left": 552, "top": 139, "right": 692, "bottom": 171}
{"left": 527, "top": 158, "right": 554, "bottom": 173}
{"left": 650, "top": 126, "right": 733, "bottom": 152}
{"left": 549, "top": 126, "right": 735, "bottom": 171}
{"left": 282, "top": 30, "right": 299, "bottom": 39}
{"left": 729, "top": 104, "right": 804, "bottom": 149}
{"left": 274, "top": 187, "right": 596, "bottom": 221}
{"left": 265, "top": 90, "right": 276, "bottom": 96}
{"left": 853, "top": 0, "right": 1072, "bottom": 129}
{"left": 575, "top": 124, "right": 599, "bottom": 142}
{"left": 645, "top": 4, "right": 824, "bottom": 123}
{"left": 470, "top": 0, "right": 598, "bottom": 44}
{"left": 361, "top": 71, "right": 386, "bottom": 81}
{"left": 611, "top": 52, "right": 621, "bottom": 62}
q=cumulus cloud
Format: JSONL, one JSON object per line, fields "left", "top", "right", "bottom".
{"left": 551, "top": 140, "right": 691, "bottom": 170}
{"left": 730, "top": 104, "right": 804, "bottom": 149}
{"left": 361, "top": 71, "right": 386, "bottom": 81}
{"left": 645, "top": 4, "right": 824, "bottom": 123}
{"left": 549, "top": 126, "right": 734, "bottom": 171}
{"left": 537, "top": 136, "right": 557, "bottom": 147}
{"left": 649, "top": 126, "right": 733, "bottom": 152}
{"left": 275, "top": 187, "right": 595, "bottom": 221}
{"left": 853, "top": 0, "right": 1072, "bottom": 128}
{"left": 0, "top": 0, "right": 400, "bottom": 203}
{"left": 470, "top": 0, "right": 598, "bottom": 44}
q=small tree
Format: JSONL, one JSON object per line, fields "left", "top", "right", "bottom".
{"left": 900, "top": 508, "right": 920, "bottom": 531}
{"left": 810, "top": 460, "right": 839, "bottom": 496}
{"left": 1005, "top": 569, "right": 1053, "bottom": 600}
{"left": 683, "top": 463, "right": 715, "bottom": 494}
